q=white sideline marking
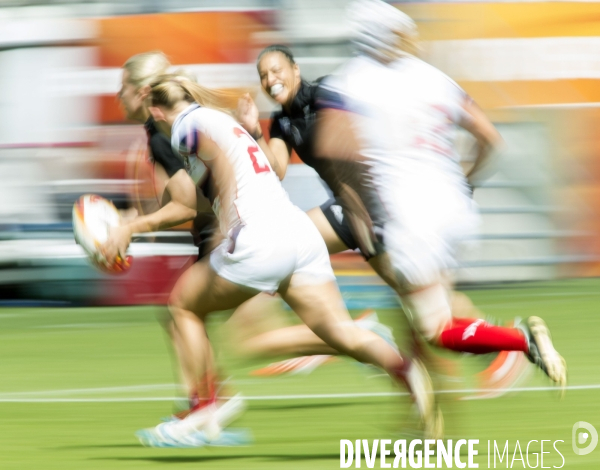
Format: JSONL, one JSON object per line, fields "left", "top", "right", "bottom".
{"left": 0, "top": 383, "right": 596, "bottom": 403}
{"left": 33, "top": 323, "right": 139, "bottom": 329}
{"left": 0, "top": 384, "right": 179, "bottom": 398}
{"left": 0, "top": 397, "right": 179, "bottom": 403}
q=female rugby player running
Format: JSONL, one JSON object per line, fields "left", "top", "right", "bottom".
{"left": 102, "top": 73, "right": 440, "bottom": 446}
{"left": 118, "top": 52, "right": 402, "bottom": 416}
{"left": 230, "top": 45, "right": 403, "bottom": 367}
{"left": 315, "top": 0, "right": 566, "bottom": 392}
{"left": 239, "top": 45, "right": 389, "bottom": 269}
{"left": 117, "top": 52, "right": 405, "bottom": 432}
{"left": 235, "top": 45, "right": 525, "bottom": 391}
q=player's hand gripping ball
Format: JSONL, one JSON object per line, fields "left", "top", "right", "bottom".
{"left": 72, "top": 195, "right": 132, "bottom": 274}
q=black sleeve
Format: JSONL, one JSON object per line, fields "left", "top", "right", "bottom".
{"left": 268, "top": 112, "right": 284, "bottom": 141}
{"left": 149, "top": 133, "right": 185, "bottom": 178}
{"left": 314, "top": 83, "right": 348, "bottom": 111}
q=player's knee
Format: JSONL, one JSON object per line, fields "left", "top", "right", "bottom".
{"left": 167, "top": 291, "right": 181, "bottom": 311}
{"left": 168, "top": 288, "right": 191, "bottom": 318}
{"left": 419, "top": 318, "right": 447, "bottom": 343}
{"left": 401, "top": 284, "right": 452, "bottom": 342}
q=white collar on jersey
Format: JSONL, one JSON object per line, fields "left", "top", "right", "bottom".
{"left": 172, "top": 102, "right": 201, "bottom": 133}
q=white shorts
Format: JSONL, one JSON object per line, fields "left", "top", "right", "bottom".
{"left": 383, "top": 175, "right": 479, "bottom": 287}
{"left": 210, "top": 208, "right": 335, "bottom": 292}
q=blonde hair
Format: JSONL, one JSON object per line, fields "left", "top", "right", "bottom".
{"left": 123, "top": 51, "right": 171, "bottom": 89}
{"left": 149, "top": 74, "right": 243, "bottom": 115}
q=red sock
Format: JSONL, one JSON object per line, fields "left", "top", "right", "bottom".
{"left": 438, "top": 318, "right": 528, "bottom": 354}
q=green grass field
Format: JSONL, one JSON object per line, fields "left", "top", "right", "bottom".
{"left": 1, "top": 278, "right": 599, "bottom": 469}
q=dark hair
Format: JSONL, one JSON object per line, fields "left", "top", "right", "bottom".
{"left": 257, "top": 45, "right": 295, "bottom": 65}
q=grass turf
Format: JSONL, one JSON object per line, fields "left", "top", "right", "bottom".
{"left": 0, "top": 278, "right": 599, "bottom": 469}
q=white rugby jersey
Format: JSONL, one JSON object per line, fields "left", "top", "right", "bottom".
{"left": 319, "top": 55, "right": 470, "bottom": 189}
{"left": 171, "top": 103, "right": 289, "bottom": 234}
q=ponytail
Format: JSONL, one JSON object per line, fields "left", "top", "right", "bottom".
{"left": 150, "top": 74, "right": 247, "bottom": 115}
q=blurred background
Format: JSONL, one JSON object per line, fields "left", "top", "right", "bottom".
{"left": 1, "top": 3, "right": 599, "bottom": 470}
{"left": 1, "top": 0, "right": 600, "bottom": 305}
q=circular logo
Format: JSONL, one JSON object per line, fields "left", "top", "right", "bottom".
{"left": 572, "top": 422, "right": 598, "bottom": 456}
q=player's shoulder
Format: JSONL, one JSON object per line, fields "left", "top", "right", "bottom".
{"left": 321, "top": 55, "right": 367, "bottom": 82}
{"left": 173, "top": 103, "right": 200, "bottom": 131}
{"left": 396, "top": 57, "right": 464, "bottom": 92}
{"left": 176, "top": 104, "right": 235, "bottom": 135}
{"left": 200, "top": 106, "right": 237, "bottom": 126}
{"left": 172, "top": 104, "right": 202, "bottom": 155}
{"left": 321, "top": 55, "right": 385, "bottom": 96}
{"left": 314, "top": 57, "right": 374, "bottom": 112}
{"left": 179, "top": 104, "right": 214, "bottom": 125}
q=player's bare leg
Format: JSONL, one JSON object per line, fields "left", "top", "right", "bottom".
{"left": 369, "top": 253, "right": 530, "bottom": 396}
{"left": 225, "top": 293, "right": 338, "bottom": 357}
{"left": 169, "top": 259, "right": 256, "bottom": 382}
{"left": 171, "top": 261, "right": 254, "bottom": 424}
{"left": 242, "top": 323, "right": 338, "bottom": 357}
{"left": 306, "top": 206, "right": 349, "bottom": 253}
{"left": 279, "top": 276, "right": 441, "bottom": 438}
{"left": 228, "top": 296, "right": 394, "bottom": 376}
{"left": 137, "top": 260, "right": 257, "bottom": 447}
{"left": 398, "top": 281, "right": 567, "bottom": 394}
{"left": 226, "top": 208, "right": 395, "bottom": 371}
{"left": 160, "top": 314, "right": 196, "bottom": 397}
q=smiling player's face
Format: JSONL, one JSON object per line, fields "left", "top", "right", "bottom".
{"left": 258, "top": 52, "right": 301, "bottom": 107}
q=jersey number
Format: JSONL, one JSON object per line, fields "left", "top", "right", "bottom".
{"left": 233, "top": 127, "right": 270, "bottom": 174}
{"left": 412, "top": 105, "right": 453, "bottom": 158}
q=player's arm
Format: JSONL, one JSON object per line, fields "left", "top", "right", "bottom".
{"left": 127, "top": 170, "right": 198, "bottom": 232}
{"left": 458, "top": 98, "right": 503, "bottom": 184}
{"left": 315, "top": 108, "right": 363, "bottom": 163}
{"left": 258, "top": 137, "right": 291, "bottom": 181}
{"left": 101, "top": 169, "right": 197, "bottom": 264}
{"left": 314, "top": 80, "right": 363, "bottom": 163}
{"left": 315, "top": 106, "right": 377, "bottom": 257}
{"left": 237, "top": 93, "right": 291, "bottom": 180}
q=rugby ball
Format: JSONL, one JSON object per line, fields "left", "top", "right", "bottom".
{"left": 72, "top": 194, "right": 132, "bottom": 273}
